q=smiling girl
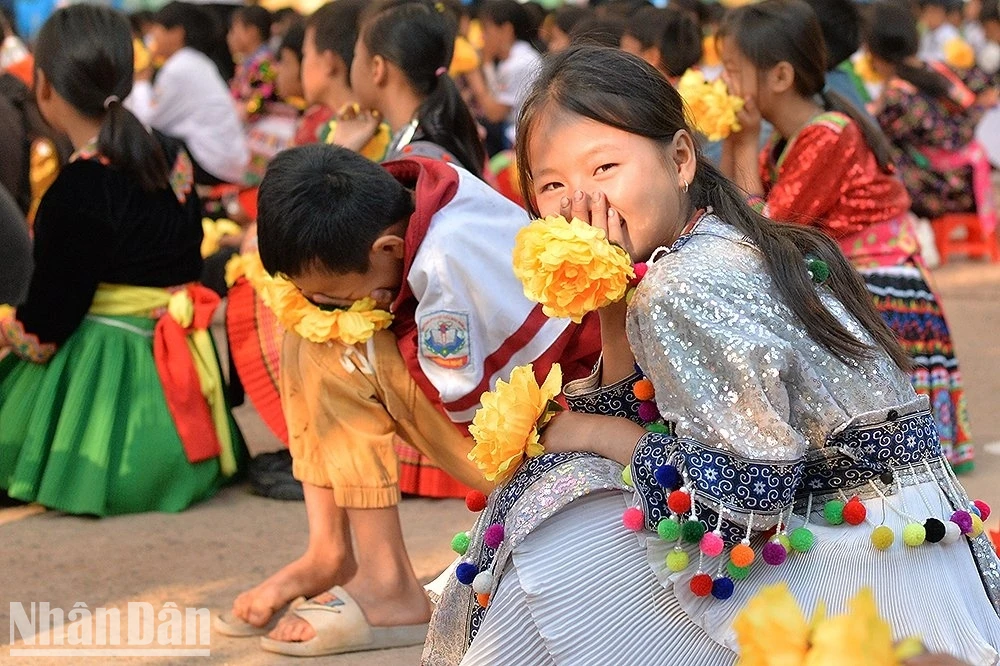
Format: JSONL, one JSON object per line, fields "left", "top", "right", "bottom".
{"left": 423, "top": 45, "right": 1000, "bottom": 666}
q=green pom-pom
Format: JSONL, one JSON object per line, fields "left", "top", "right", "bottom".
{"left": 657, "top": 517, "right": 681, "bottom": 541}
{"left": 726, "top": 560, "right": 751, "bottom": 580}
{"left": 776, "top": 533, "right": 791, "bottom": 553}
{"left": 451, "top": 532, "right": 470, "bottom": 555}
{"left": 666, "top": 548, "right": 690, "bottom": 572}
{"left": 807, "top": 258, "right": 830, "bottom": 283}
{"left": 823, "top": 500, "right": 845, "bottom": 525}
{"left": 621, "top": 466, "right": 633, "bottom": 487}
{"left": 903, "top": 522, "right": 926, "bottom": 547}
{"left": 789, "top": 526, "right": 815, "bottom": 552}
{"left": 681, "top": 520, "right": 706, "bottom": 543}
{"left": 645, "top": 422, "right": 669, "bottom": 434}
{"left": 871, "top": 525, "right": 894, "bottom": 551}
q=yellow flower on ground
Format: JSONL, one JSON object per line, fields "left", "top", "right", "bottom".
{"left": 944, "top": 38, "right": 976, "bottom": 70}
{"left": 806, "top": 588, "right": 896, "bottom": 666}
{"left": 677, "top": 69, "right": 745, "bottom": 142}
{"left": 733, "top": 583, "right": 811, "bottom": 666}
{"left": 512, "top": 216, "right": 634, "bottom": 323}
{"left": 468, "top": 364, "right": 562, "bottom": 483}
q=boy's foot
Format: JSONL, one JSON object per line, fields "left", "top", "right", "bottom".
{"left": 265, "top": 576, "right": 431, "bottom": 644}
{"left": 230, "top": 552, "right": 357, "bottom": 629}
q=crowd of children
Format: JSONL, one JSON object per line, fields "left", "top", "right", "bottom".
{"left": 0, "top": 0, "right": 998, "bottom": 662}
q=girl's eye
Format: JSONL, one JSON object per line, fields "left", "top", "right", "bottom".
{"left": 539, "top": 181, "right": 564, "bottom": 193}
{"left": 594, "top": 163, "right": 617, "bottom": 175}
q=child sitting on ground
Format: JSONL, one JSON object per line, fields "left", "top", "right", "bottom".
{"left": 218, "top": 144, "right": 600, "bottom": 658}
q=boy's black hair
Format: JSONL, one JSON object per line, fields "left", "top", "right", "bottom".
{"left": 307, "top": 0, "right": 367, "bottom": 74}
{"left": 153, "top": 2, "right": 222, "bottom": 56}
{"left": 570, "top": 15, "right": 627, "bottom": 47}
{"left": 805, "top": 0, "right": 861, "bottom": 67}
{"left": 552, "top": 5, "right": 590, "bottom": 35}
{"left": 982, "top": 0, "right": 1000, "bottom": 23}
{"left": 280, "top": 21, "right": 305, "bottom": 60}
{"left": 478, "top": 0, "right": 538, "bottom": 43}
{"left": 257, "top": 144, "right": 415, "bottom": 277}
{"left": 232, "top": 5, "right": 272, "bottom": 43}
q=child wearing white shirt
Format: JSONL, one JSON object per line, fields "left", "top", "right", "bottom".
{"left": 128, "top": 1, "right": 249, "bottom": 185}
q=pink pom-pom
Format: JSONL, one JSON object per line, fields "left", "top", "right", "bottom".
{"left": 633, "top": 262, "right": 648, "bottom": 281}
{"left": 484, "top": 523, "right": 505, "bottom": 549}
{"left": 951, "top": 510, "right": 973, "bottom": 535}
{"left": 700, "top": 532, "right": 725, "bottom": 557}
{"left": 622, "top": 507, "right": 645, "bottom": 531}
{"left": 975, "top": 500, "right": 991, "bottom": 521}
{"left": 762, "top": 540, "right": 787, "bottom": 566}
{"left": 638, "top": 401, "right": 660, "bottom": 423}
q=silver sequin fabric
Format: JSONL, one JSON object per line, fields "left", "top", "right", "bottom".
{"left": 628, "top": 214, "right": 915, "bottom": 466}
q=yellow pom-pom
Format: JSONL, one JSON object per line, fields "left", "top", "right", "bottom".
{"left": 903, "top": 522, "right": 926, "bottom": 547}
{"left": 621, "top": 466, "right": 633, "bottom": 487}
{"left": 944, "top": 37, "right": 975, "bottom": 70}
{"left": 871, "top": 525, "right": 894, "bottom": 551}
{"left": 666, "top": 548, "right": 690, "bottom": 572}
{"left": 971, "top": 514, "right": 985, "bottom": 538}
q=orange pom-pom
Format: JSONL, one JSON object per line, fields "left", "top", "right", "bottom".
{"left": 667, "top": 490, "right": 692, "bottom": 515}
{"left": 476, "top": 592, "right": 490, "bottom": 608}
{"left": 730, "top": 543, "right": 755, "bottom": 568}
{"left": 633, "top": 379, "right": 655, "bottom": 401}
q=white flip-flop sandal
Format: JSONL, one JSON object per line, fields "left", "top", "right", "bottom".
{"left": 258, "top": 586, "right": 428, "bottom": 657}
{"left": 213, "top": 596, "right": 306, "bottom": 638}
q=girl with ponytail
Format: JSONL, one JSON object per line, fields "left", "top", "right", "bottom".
{"left": 0, "top": 4, "right": 244, "bottom": 516}
{"left": 423, "top": 44, "right": 1000, "bottom": 665}
{"left": 349, "top": 0, "right": 486, "bottom": 178}
{"left": 717, "top": 0, "right": 974, "bottom": 473}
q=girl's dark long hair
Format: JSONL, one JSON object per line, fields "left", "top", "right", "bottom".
{"left": 719, "top": 0, "right": 895, "bottom": 172}
{"left": 35, "top": 5, "right": 169, "bottom": 192}
{"left": 865, "top": 0, "right": 952, "bottom": 100}
{"left": 515, "top": 45, "right": 909, "bottom": 371}
{"left": 361, "top": 0, "right": 486, "bottom": 178}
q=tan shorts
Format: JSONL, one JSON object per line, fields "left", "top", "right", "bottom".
{"left": 280, "top": 329, "right": 491, "bottom": 508}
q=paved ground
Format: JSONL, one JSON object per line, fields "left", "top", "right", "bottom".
{"left": 1, "top": 260, "right": 998, "bottom": 665}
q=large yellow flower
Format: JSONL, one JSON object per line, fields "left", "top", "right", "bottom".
{"left": 734, "top": 583, "right": 811, "bottom": 666}
{"left": 806, "top": 589, "right": 895, "bottom": 666}
{"left": 512, "top": 216, "right": 634, "bottom": 323}
{"left": 944, "top": 38, "right": 976, "bottom": 70}
{"left": 677, "top": 69, "right": 745, "bottom": 142}
{"left": 468, "top": 364, "right": 562, "bottom": 483}
{"left": 224, "top": 250, "right": 393, "bottom": 345}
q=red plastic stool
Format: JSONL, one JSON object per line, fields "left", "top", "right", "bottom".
{"left": 931, "top": 212, "right": 1000, "bottom": 264}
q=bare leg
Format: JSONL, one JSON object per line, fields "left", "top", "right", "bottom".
{"left": 267, "top": 505, "right": 430, "bottom": 643}
{"left": 231, "top": 483, "right": 357, "bottom": 627}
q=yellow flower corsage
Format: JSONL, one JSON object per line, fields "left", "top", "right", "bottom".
{"left": 734, "top": 584, "right": 921, "bottom": 666}
{"left": 225, "top": 251, "right": 393, "bottom": 345}
{"left": 468, "top": 363, "right": 563, "bottom": 483}
{"left": 676, "top": 69, "right": 745, "bottom": 142}
{"left": 512, "top": 215, "right": 634, "bottom": 323}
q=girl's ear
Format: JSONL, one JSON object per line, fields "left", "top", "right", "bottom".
{"left": 372, "top": 54, "right": 388, "bottom": 87}
{"left": 671, "top": 129, "right": 698, "bottom": 188}
{"left": 35, "top": 69, "right": 52, "bottom": 102}
{"left": 767, "top": 61, "right": 796, "bottom": 94}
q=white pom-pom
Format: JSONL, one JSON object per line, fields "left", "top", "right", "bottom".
{"left": 472, "top": 571, "right": 494, "bottom": 594}
{"left": 942, "top": 520, "right": 962, "bottom": 545}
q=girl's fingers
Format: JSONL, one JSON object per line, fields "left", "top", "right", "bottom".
{"left": 559, "top": 196, "right": 572, "bottom": 220}
{"left": 589, "top": 191, "right": 609, "bottom": 234}
{"left": 570, "top": 189, "right": 591, "bottom": 224}
{"left": 606, "top": 207, "right": 627, "bottom": 249}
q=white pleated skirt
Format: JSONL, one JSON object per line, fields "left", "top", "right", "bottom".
{"left": 461, "top": 487, "right": 1000, "bottom": 666}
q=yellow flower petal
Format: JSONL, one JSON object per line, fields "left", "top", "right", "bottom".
{"left": 733, "top": 583, "right": 810, "bottom": 666}
{"left": 167, "top": 290, "right": 194, "bottom": 328}
{"left": 677, "top": 70, "right": 744, "bottom": 142}
{"left": 468, "top": 363, "right": 562, "bottom": 482}
{"left": 512, "top": 216, "right": 633, "bottom": 323}
{"left": 805, "top": 588, "right": 896, "bottom": 666}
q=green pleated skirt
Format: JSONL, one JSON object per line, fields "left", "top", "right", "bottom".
{"left": 0, "top": 314, "right": 245, "bottom": 516}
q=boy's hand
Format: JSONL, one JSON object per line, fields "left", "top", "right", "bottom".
{"left": 333, "top": 104, "right": 381, "bottom": 153}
